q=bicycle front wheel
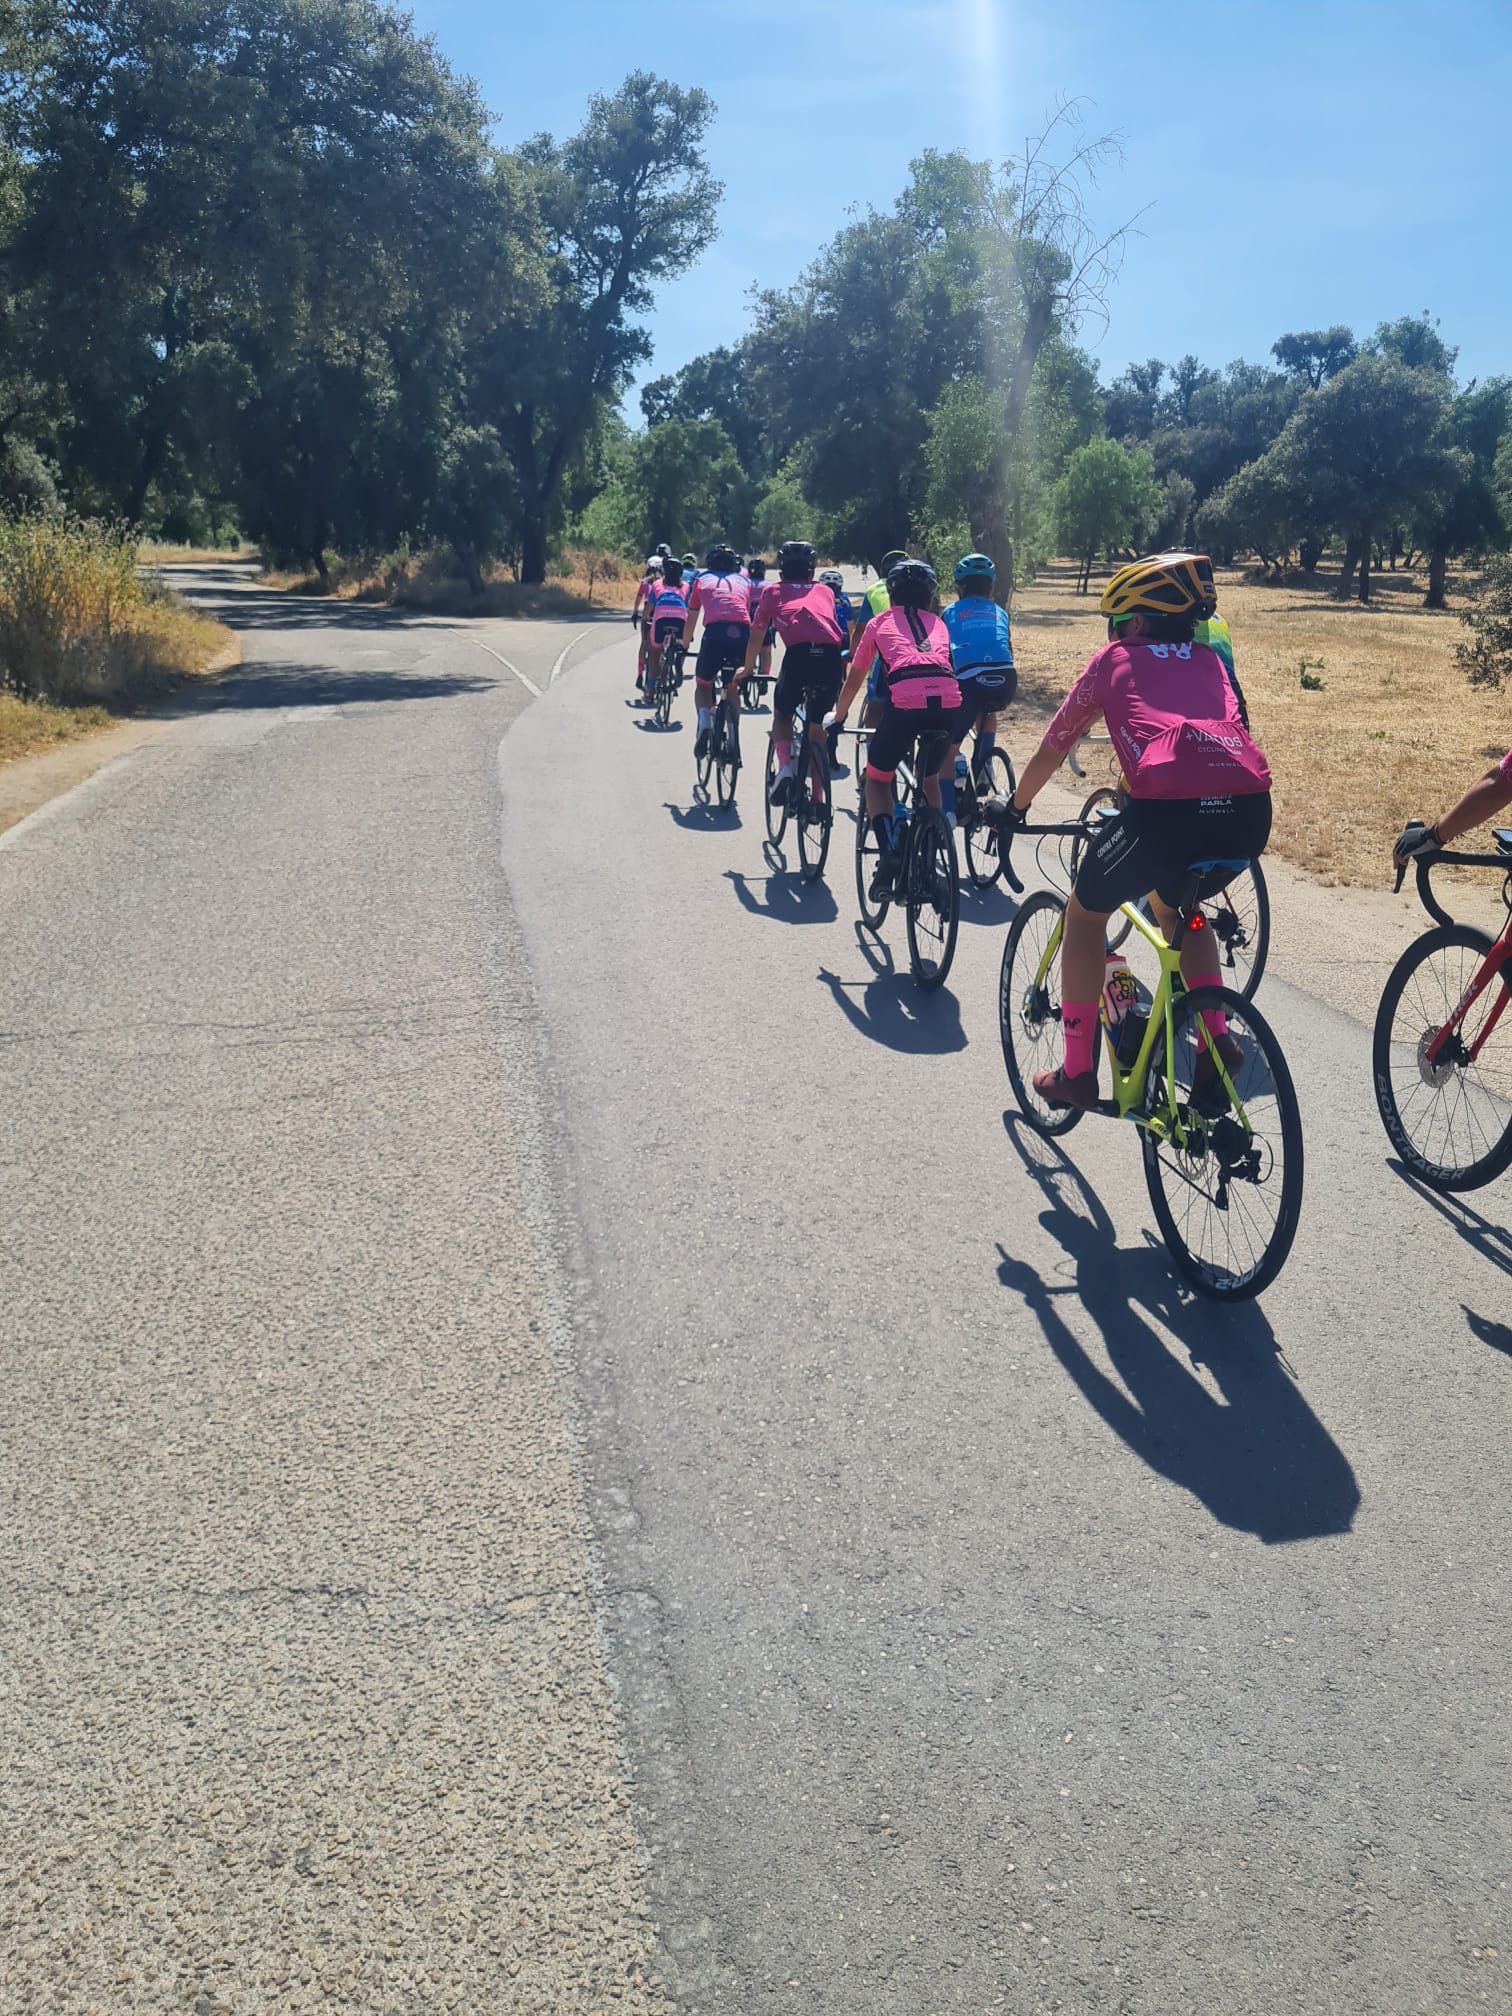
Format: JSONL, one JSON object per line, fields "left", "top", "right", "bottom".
{"left": 796, "top": 740, "right": 832, "bottom": 883}
{"left": 905, "top": 806, "right": 959, "bottom": 990}
{"left": 999, "top": 889, "right": 1086, "bottom": 1137}
{"left": 963, "top": 747, "right": 1016, "bottom": 888}
{"left": 1372, "top": 923, "right": 1512, "bottom": 1190}
{"left": 1141, "top": 985, "right": 1303, "bottom": 1300}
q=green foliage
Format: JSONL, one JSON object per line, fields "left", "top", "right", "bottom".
{"left": 1298, "top": 658, "right": 1326, "bottom": 691}
{"left": 1051, "top": 439, "right": 1160, "bottom": 590}
{"left": 624, "top": 418, "right": 748, "bottom": 554}
{"left": 750, "top": 460, "right": 817, "bottom": 553}
{"left": 1271, "top": 328, "right": 1357, "bottom": 390}
{"left": 1456, "top": 554, "right": 1512, "bottom": 691}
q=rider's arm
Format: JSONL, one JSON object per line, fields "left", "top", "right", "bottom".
{"left": 741, "top": 585, "right": 775, "bottom": 678}
{"left": 1402, "top": 758, "right": 1512, "bottom": 855}
{"left": 832, "top": 619, "right": 880, "bottom": 722}
{"left": 1010, "top": 661, "right": 1105, "bottom": 812}
{"left": 683, "top": 580, "right": 701, "bottom": 645}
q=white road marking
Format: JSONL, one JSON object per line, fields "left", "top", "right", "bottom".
{"left": 550, "top": 627, "right": 594, "bottom": 686}
{"left": 463, "top": 635, "right": 541, "bottom": 697}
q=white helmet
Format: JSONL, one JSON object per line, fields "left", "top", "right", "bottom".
{"left": 819, "top": 568, "right": 844, "bottom": 591}
{"left": 644, "top": 555, "right": 662, "bottom": 573}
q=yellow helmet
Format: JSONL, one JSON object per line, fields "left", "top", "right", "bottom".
{"left": 1100, "top": 552, "right": 1218, "bottom": 622}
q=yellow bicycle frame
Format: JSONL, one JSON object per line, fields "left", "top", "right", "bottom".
{"left": 1029, "top": 899, "right": 1249, "bottom": 1141}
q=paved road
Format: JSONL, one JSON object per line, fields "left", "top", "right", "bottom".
{"left": 5, "top": 577, "right": 1511, "bottom": 2014}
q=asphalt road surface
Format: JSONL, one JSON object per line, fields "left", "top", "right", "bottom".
{"left": 5, "top": 577, "right": 1510, "bottom": 2015}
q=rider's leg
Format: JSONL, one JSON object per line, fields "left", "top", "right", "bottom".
{"left": 974, "top": 708, "right": 998, "bottom": 772}
{"left": 646, "top": 638, "right": 663, "bottom": 695}
{"left": 1059, "top": 892, "right": 1115, "bottom": 1082}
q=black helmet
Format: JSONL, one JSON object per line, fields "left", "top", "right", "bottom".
{"left": 777, "top": 540, "right": 816, "bottom": 582}
{"left": 661, "top": 559, "right": 683, "bottom": 586}
{"left": 746, "top": 557, "right": 767, "bottom": 579}
{"left": 886, "top": 558, "right": 936, "bottom": 608}
{"left": 705, "top": 543, "right": 740, "bottom": 574}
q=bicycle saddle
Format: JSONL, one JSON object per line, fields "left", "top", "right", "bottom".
{"left": 1187, "top": 856, "right": 1250, "bottom": 875}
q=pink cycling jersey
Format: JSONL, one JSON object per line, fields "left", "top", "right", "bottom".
{"left": 687, "top": 570, "right": 751, "bottom": 627}
{"left": 752, "top": 581, "right": 843, "bottom": 647}
{"left": 1045, "top": 637, "right": 1271, "bottom": 801}
{"left": 850, "top": 607, "right": 959, "bottom": 708}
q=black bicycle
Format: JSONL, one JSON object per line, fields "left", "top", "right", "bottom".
{"left": 847, "top": 725, "right": 959, "bottom": 989}
{"left": 956, "top": 730, "right": 1019, "bottom": 890}
{"left": 651, "top": 637, "right": 685, "bottom": 727}
{"left": 764, "top": 686, "right": 832, "bottom": 881}
{"left": 696, "top": 687, "right": 741, "bottom": 806}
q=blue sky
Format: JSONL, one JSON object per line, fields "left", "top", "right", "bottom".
{"left": 413, "top": 0, "right": 1512, "bottom": 406}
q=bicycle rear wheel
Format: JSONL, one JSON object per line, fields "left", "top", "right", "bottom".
{"left": 796, "top": 739, "right": 832, "bottom": 883}
{"left": 714, "top": 702, "right": 739, "bottom": 807}
{"left": 1141, "top": 985, "right": 1303, "bottom": 1300}
{"left": 854, "top": 799, "right": 890, "bottom": 931}
{"left": 905, "top": 806, "right": 959, "bottom": 990}
{"left": 695, "top": 723, "right": 713, "bottom": 795}
{"left": 963, "top": 746, "right": 1017, "bottom": 888}
{"left": 654, "top": 665, "right": 673, "bottom": 726}
{"left": 1372, "top": 922, "right": 1512, "bottom": 1190}
{"left": 999, "top": 889, "right": 1086, "bottom": 1137}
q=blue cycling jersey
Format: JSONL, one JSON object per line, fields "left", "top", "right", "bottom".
{"left": 942, "top": 594, "right": 1014, "bottom": 673}
{"left": 833, "top": 592, "right": 854, "bottom": 637}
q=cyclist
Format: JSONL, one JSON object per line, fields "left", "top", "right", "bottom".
{"left": 686, "top": 543, "right": 752, "bottom": 759}
{"left": 830, "top": 558, "right": 961, "bottom": 900}
{"left": 819, "top": 568, "right": 854, "bottom": 770}
{"left": 851, "top": 546, "right": 909, "bottom": 741}
{"left": 938, "top": 553, "right": 1016, "bottom": 824}
{"left": 745, "top": 559, "right": 774, "bottom": 695}
{"left": 1394, "top": 753, "right": 1512, "bottom": 864}
{"left": 743, "top": 540, "right": 845, "bottom": 807}
{"left": 986, "top": 552, "right": 1272, "bottom": 1111}
{"left": 632, "top": 555, "right": 662, "bottom": 694}
{"left": 644, "top": 558, "right": 690, "bottom": 702}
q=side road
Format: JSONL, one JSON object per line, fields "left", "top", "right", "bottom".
{"left": 0, "top": 587, "right": 670, "bottom": 2012}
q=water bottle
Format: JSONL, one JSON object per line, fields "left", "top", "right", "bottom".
{"left": 954, "top": 752, "right": 970, "bottom": 790}
{"left": 1103, "top": 955, "right": 1152, "bottom": 1069}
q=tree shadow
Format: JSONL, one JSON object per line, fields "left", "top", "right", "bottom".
{"left": 994, "top": 1115, "right": 1360, "bottom": 1544}
{"left": 1387, "top": 1161, "right": 1512, "bottom": 1278}
{"left": 726, "top": 868, "right": 838, "bottom": 926}
{"left": 816, "top": 941, "right": 967, "bottom": 1055}
{"left": 153, "top": 662, "right": 495, "bottom": 717}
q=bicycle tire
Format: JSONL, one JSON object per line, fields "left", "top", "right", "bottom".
{"left": 1372, "top": 922, "right": 1512, "bottom": 1190}
{"left": 905, "top": 806, "right": 959, "bottom": 990}
{"left": 999, "top": 889, "right": 1087, "bottom": 1137}
{"left": 964, "top": 746, "right": 1017, "bottom": 888}
{"left": 764, "top": 734, "right": 789, "bottom": 844}
{"left": 654, "top": 665, "right": 673, "bottom": 726}
{"left": 695, "top": 723, "right": 713, "bottom": 794}
{"left": 855, "top": 798, "right": 890, "bottom": 931}
{"left": 796, "top": 739, "right": 832, "bottom": 884}
{"left": 1141, "top": 984, "right": 1303, "bottom": 1301}
{"left": 714, "top": 701, "right": 739, "bottom": 807}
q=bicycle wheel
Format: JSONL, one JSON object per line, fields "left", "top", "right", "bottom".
{"left": 654, "top": 665, "right": 673, "bottom": 726}
{"left": 795, "top": 739, "right": 833, "bottom": 883}
{"left": 999, "top": 889, "right": 1086, "bottom": 1137}
{"left": 695, "top": 719, "right": 713, "bottom": 795}
{"left": 714, "top": 702, "right": 739, "bottom": 807}
{"left": 855, "top": 798, "right": 890, "bottom": 931}
{"left": 764, "top": 735, "right": 789, "bottom": 844}
{"left": 963, "top": 746, "right": 1017, "bottom": 888}
{"left": 1372, "top": 923, "right": 1512, "bottom": 1190}
{"left": 905, "top": 806, "right": 959, "bottom": 990}
{"left": 1141, "top": 985, "right": 1303, "bottom": 1300}
{"left": 1204, "top": 859, "right": 1269, "bottom": 999}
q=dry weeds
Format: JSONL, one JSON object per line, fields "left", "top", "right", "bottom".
{"left": 1006, "top": 562, "right": 1492, "bottom": 889}
{"left": 0, "top": 690, "right": 112, "bottom": 761}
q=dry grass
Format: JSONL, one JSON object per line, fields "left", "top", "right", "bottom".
{"left": 261, "top": 543, "right": 618, "bottom": 617}
{"left": 1007, "top": 562, "right": 1488, "bottom": 888}
{"left": 139, "top": 541, "right": 256, "bottom": 566}
{"left": 0, "top": 690, "right": 112, "bottom": 761}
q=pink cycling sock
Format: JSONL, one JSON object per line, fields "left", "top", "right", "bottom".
{"left": 1201, "top": 1005, "right": 1230, "bottom": 1041}
{"left": 1062, "top": 1001, "right": 1098, "bottom": 1078}
{"left": 775, "top": 737, "right": 793, "bottom": 768}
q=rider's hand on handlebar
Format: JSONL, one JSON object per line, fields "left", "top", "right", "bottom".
{"left": 980, "top": 794, "right": 1027, "bottom": 832}
{"left": 1393, "top": 819, "right": 1439, "bottom": 865}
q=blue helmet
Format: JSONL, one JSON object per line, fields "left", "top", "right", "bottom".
{"left": 954, "top": 552, "right": 995, "bottom": 586}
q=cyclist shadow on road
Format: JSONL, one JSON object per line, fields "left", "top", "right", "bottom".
{"left": 994, "top": 1115, "right": 1359, "bottom": 1545}
{"left": 664, "top": 798, "right": 742, "bottom": 832}
{"left": 726, "top": 867, "right": 838, "bottom": 926}
{"left": 816, "top": 930, "right": 967, "bottom": 1056}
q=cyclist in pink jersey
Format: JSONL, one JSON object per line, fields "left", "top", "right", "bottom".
{"left": 642, "top": 560, "right": 690, "bottom": 701}
{"left": 830, "top": 559, "right": 960, "bottom": 899}
{"left": 631, "top": 556, "right": 662, "bottom": 692}
{"left": 988, "top": 552, "right": 1272, "bottom": 1110}
{"left": 1394, "top": 750, "right": 1512, "bottom": 865}
{"left": 686, "top": 544, "right": 753, "bottom": 759}
{"left": 740, "top": 541, "right": 844, "bottom": 807}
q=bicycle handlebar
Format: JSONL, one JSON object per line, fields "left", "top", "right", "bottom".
{"left": 1397, "top": 845, "right": 1512, "bottom": 929}
{"left": 994, "top": 813, "right": 1091, "bottom": 898}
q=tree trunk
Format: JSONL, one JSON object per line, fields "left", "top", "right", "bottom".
{"left": 453, "top": 540, "right": 485, "bottom": 597}
{"left": 1358, "top": 541, "right": 1372, "bottom": 604}
{"left": 1424, "top": 546, "right": 1448, "bottom": 609}
{"left": 520, "top": 511, "right": 549, "bottom": 586}
{"left": 1299, "top": 533, "right": 1324, "bottom": 573}
{"left": 1335, "top": 536, "right": 1362, "bottom": 600}
{"left": 311, "top": 548, "right": 330, "bottom": 590}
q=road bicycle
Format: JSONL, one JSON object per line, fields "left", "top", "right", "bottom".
{"left": 763, "top": 684, "right": 833, "bottom": 882}
{"left": 847, "top": 725, "right": 960, "bottom": 991}
{"left": 650, "top": 637, "right": 685, "bottom": 727}
{"left": 695, "top": 682, "right": 741, "bottom": 807}
{"left": 997, "top": 814, "right": 1303, "bottom": 1300}
{"left": 1069, "top": 786, "right": 1271, "bottom": 998}
{"left": 955, "top": 728, "right": 1018, "bottom": 890}
{"left": 1373, "top": 830, "right": 1512, "bottom": 1189}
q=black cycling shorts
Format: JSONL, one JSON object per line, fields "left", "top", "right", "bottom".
{"left": 946, "top": 665, "right": 1017, "bottom": 737}
{"left": 865, "top": 694, "right": 957, "bottom": 779}
{"left": 652, "top": 616, "right": 686, "bottom": 646}
{"left": 1073, "top": 793, "right": 1273, "bottom": 914}
{"left": 774, "top": 641, "right": 843, "bottom": 720}
{"left": 696, "top": 621, "right": 750, "bottom": 681}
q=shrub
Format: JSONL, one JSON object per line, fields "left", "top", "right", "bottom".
{"left": 0, "top": 514, "right": 139, "bottom": 701}
{"left": 1456, "top": 553, "right": 1512, "bottom": 691}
